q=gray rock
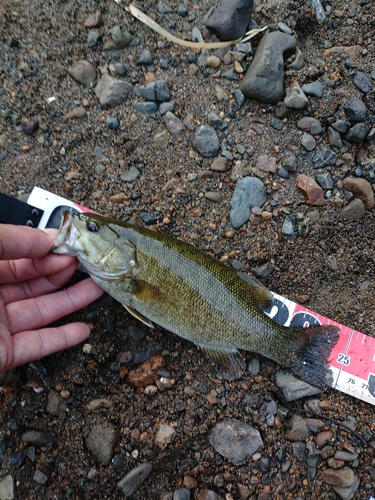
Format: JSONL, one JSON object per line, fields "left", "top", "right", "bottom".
{"left": 132, "top": 102, "right": 158, "bottom": 114}
{"left": 333, "top": 475, "right": 360, "bottom": 500}
{"left": 191, "top": 125, "right": 220, "bottom": 157}
{"left": 22, "top": 431, "right": 54, "bottom": 447}
{"left": 106, "top": 116, "right": 119, "bottom": 129}
{"left": 208, "top": 111, "right": 222, "bottom": 126}
{"left": 310, "top": 122, "right": 323, "bottom": 135}
{"left": 222, "top": 68, "right": 240, "bottom": 81}
{"left": 159, "top": 102, "right": 174, "bottom": 115}
{"left": 332, "top": 119, "right": 349, "bottom": 134}
{"left": 321, "top": 467, "right": 355, "bottom": 488}
{"left": 297, "top": 117, "right": 321, "bottom": 131}
{"left": 85, "top": 422, "right": 119, "bottom": 465}
{"left": 87, "top": 30, "right": 99, "bottom": 47}
{"left": 301, "top": 81, "right": 323, "bottom": 97}
{"left": 229, "top": 177, "right": 267, "bottom": 228}
{"left": 240, "top": 32, "right": 297, "bottom": 104}
{"left": 281, "top": 216, "right": 294, "bottom": 235}
{"left": 283, "top": 153, "right": 297, "bottom": 172}
{"left": 247, "top": 357, "right": 260, "bottom": 376}
{"left": 343, "top": 99, "right": 367, "bottom": 122}
{"left": 270, "top": 116, "right": 283, "bottom": 130}
{"left": 33, "top": 470, "right": 48, "bottom": 485}
{"left": 277, "top": 21, "right": 293, "bottom": 35}
{"left": 205, "top": 0, "right": 254, "bottom": 41}
{"left": 205, "top": 191, "right": 223, "bottom": 203}
{"left": 121, "top": 166, "right": 140, "bottom": 182}
{"left": 340, "top": 199, "right": 366, "bottom": 221}
{"left": 345, "top": 123, "right": 370, "bottom": 144}
{"left": 157, "top": 2, "right": 173, "bottom": 14}
{"left": 192, "top": 27, "right": 204, "bottom": 44}
{"left": 301, "top": 132, "right": 316, "bottom": 151}
{"left": 0, "top": 475, "right": 14, "bottom": 500}
{"left": 285, "top": 47, "right": 304, "bottom": 70}
{"left": 68, "top": 60, "right": 97, "bottom": 86}
{"left": 353, "top": 71, "right": 372, "bottom": 93}
{"left": 312, "top": 148, "right": 337, "bottom": 169}
{"left": 210, "top": 157, "right": 228, "bottom": 172}
{"left": 284, "top": 87, "right": 308, "bottom": 109}
{"left": 209, "top": 419, "right": 263, "bottom": 464}
{"left": 174, "top": 488, "right": 191, "bottom": 500}
{"left": 233, "top": 88, "right": 245, "bottom": 109}
{"left": 117, "top": 463, "right": 152, "bottom": 497}
{"left": 105, "top": 25, "right": 132, "bottom": 50}
{"left": 164, "top": 112, "right": 185, "bottom": 134}
{"left": 275, "top": 371, "right": 322, "bottom": 401}
{"left": 287, "top": 414, "right": 310, "bottom": 441}
{"left": 316, "top": 172, "right": 334, "bottom": 190}
{"left": 328, "top": 127, "right": 343, "bottom": 148}
{"left": 138, "top": 80, "right": 170, "bottom": 102}
{"left": 253, "top": 262, "right": 274, "bottom": 278}
{"left": 177, "top": 3, "right": 188, "bottom": 17}
{"left": 137, "top": 49, "right": 153, "bottom": 65}
{"left": 95, "top": 75, "right": 132, "bottom": 107}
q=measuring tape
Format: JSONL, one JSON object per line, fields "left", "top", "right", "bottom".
{"left": 265, "top": 292, "right": 375, "bottom": 405}
{"left": 2, "top": 187, "right": 374, "bottom": 406}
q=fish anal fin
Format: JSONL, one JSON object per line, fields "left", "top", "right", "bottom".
{"left": 123, "top": 305, "right": 154, "bottom": 329}
{"left": 198, "top": 346, "right": 245, "bottom": 380}
{"left": 237, "top": 271, "right": 272, "bottom": 309}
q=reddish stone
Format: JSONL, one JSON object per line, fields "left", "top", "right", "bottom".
{"left": 296, "top": 174, "right": 326, "bottom": 206}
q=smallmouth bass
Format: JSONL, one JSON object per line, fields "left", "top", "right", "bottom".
{"left": 53, "top": 211, "right": 340, "bottom": 389}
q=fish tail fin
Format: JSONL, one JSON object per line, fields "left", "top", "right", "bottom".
{"left": 288, "top": 325, "right": 340, "bottom": 390}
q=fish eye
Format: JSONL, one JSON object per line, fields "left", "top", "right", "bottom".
{"left": 86, "top": 220, "right": 100, "bottom": 233}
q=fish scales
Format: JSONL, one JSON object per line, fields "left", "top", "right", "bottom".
{"left": 53, "top": 211, "right": 340, "bottom": 389}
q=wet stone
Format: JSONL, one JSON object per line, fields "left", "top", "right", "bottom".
{"left": 209, "top": 419, "right": 263, "bottom": 464}
{"left": 274, "top": 101, "right": 289, "bottom": 119}
{"left": 196, "top": 490, "right": 223, "bottom": 500}
{"left": 117, "top": 463, "right": 152, "bottom": 497}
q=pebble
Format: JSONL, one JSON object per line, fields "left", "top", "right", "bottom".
{"left": 316, "top": 430, "right": 334, "bottom": 448}
{"left": 281, "top": 216, "right": 294, "bottom": 236}
{"left": 287, "top": 414, "right": 310, "bottom": 441}
{"left": 138, "top": 80, "right": 170, "bottom": 102}
{"left": 46, "top": 389, "right": 66, "bottom": 416}
{"left": 132, "top": 102, "right": 158, "bottom": 114}
{"left": 274, "top": 101, "right": 289, "bottom": 119}
{"left": 84, "top": 10, "right": 102, "bottom": 28}
{"left": 128, "top": 355, "right": 164, "bottom": 387}
{"left": 22, "top": 119, "right": 39, "bottom": 135}
{"left": 253, "top": 262, "right": 273, "bottom": 278}
{"left": 340, "top": 198, "right": 366, "bottom": 221}
{"left": 345, "top": 123, "right": 370, "bottom": 144}
{"left": 22, "top": 430, "right": 54, "bottom": 447}
{"left": 275, "top": 371, "right": 321, "bottom": 400}
{"left": 233, "top": 88, "right": 245, "bottom": 109}
{"left": 333, "top": 475, "right": 360, "bottom": 500}
{"left": 256, "top": 154, "right": 278, "bottom": 173}
{"left": 87, "top": 29, "right": 99, "bottom": 47}
{"left": 95, "top": 75, "right": 133, "bottom": 107}
{"left": 209, "top": 419, "right": 263, "bottom": 464}
{"left": 332, "top": 119, "right": 349, "bottom": 134}
{"left": 297, "top": 117, "right": 321, "bottom": 131}
{"left": 85, "top": 422, "right": 119, "bottom": 465}
{"left": 328, "top": 127, "right": 343, "bottom": 148}
{"left": 310, "top": 122, "right": 323, "bottom": 134}
{"left": 343, "top": 99, "right": 367, "bottom": 122}
{"left": 283, "top": 153, "right": 297, "bottom": 172}
{"left": 284, "top": 87, "right": 309, "bottom": 109}
{"left": 296, "top": 174, "right": 325, "bottom": 206}
{"left": 155, "top": 423, "right": 175, "bottom": 449}
{"left": 191, "top": 125, "right": 220, "bottom": 157}
{"left": 63, "top": 106, "right": 87, "bottom": 121}
{"left": 286, "top": 47, "right": 304, "bottom": 70}
{"left": 117, "top": 463, "right": 152, "bottom": 497}
{"left": 106, "top": 116, "right": 119, "bottom": 129}
{"left": 312, "top": 148, "right": 337, "bottom": 169}
{"left": 301, "top": 132, "right": 316, "bottom": 151}
{"left": 121, "top": 166, "right": 140, "bottom": 182}
{"left": 320, "top": 467, "right": 355, "bottom": 488}
{"left": 33, "top": 469, "right": 47, "bottom": 484}
{"left": 104, "top": 26, "right": 132, "bottom": 50}
{"left": 0, "top": 475, "right": 14, "bottom": 499}
{"left": 137, "top": 49, "right": 153, "bottom": 65}
{"left": 174, "top": 488, "right": 191, "bottom": 500}
{"left": 205, "top": 0, "right": 253, "bottom": 41}
{"left": 240, "top": 32, "right": 297, "bottom": 104}
{"left": 164, "top": 112, "right": 185, "bottom": 134}
{"left": 205, "top": 191, "right": 222, "bottom": 203}
{"left": 210, "top": 157, "right": 227, "bottom": 172}
{"left": 335, "top": 450, "right": 358, "bottom": 462}
{"left": 159, "top": 102, "right": 174, "bottom": 115}
{"left": 230, "top": 176, "right": 267, "bottom": 228}
{"left": 196, "top": 490, "right": 223, "bottom": 500}
{"left": 68, "top": 60, "right": 97, "bottom": 85}
{"left": 270, "top": 116, "right": 283, "bottom": 130}
{"left": 301, "top": 81, "right": 323, "bottom": 97}
{"left": 316, "top": 172, "right": 334, "bottom": 190}
{"left": 278, "top": 21, "right": 293, "bottom": 35}
{"left": 342, "top": 177, "right": 374, "bottom": 209}
{"left": 353, "top": 71, "right": 372, "bottom": 93}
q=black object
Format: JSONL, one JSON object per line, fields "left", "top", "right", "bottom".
{"left": 0, "top": 192, "right": 43, "bottom": 227}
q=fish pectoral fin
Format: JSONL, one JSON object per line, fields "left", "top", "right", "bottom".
{"left": 123, "top": 305, "right": 154, "bottom": 329}
{"left": 237, "top": 271, "right": 272, "bottom": 309}
{"left": 198, "top": 345, "right": 245, "bottom": 371}
{"left": 128, "top": 279, "right": 166, "bottom": 303}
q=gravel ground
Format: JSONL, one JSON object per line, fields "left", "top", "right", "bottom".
{"left": 0, "top": 0, "right": 375, "bottom": 498}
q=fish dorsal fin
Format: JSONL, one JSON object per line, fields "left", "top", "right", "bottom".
{"left": 123, "top": 305, "right": 154, "bottom": 329}
{"left": 237, "top": 271, "right": 272, "bottom": 309}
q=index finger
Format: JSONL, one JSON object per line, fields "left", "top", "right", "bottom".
{"left": 0, "top": 224, "right": 55, "bottom": 261}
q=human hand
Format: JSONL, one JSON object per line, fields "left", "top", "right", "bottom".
{"left": 0, "top": 224, "right": 104, "bottom": 372}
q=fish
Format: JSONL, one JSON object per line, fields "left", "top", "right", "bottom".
{"left": 53, "top": 210, "right": 340, "bottom": 389}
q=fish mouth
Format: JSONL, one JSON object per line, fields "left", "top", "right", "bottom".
{"left": 52, "top": 210, "right": 80, "bottom": 254}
